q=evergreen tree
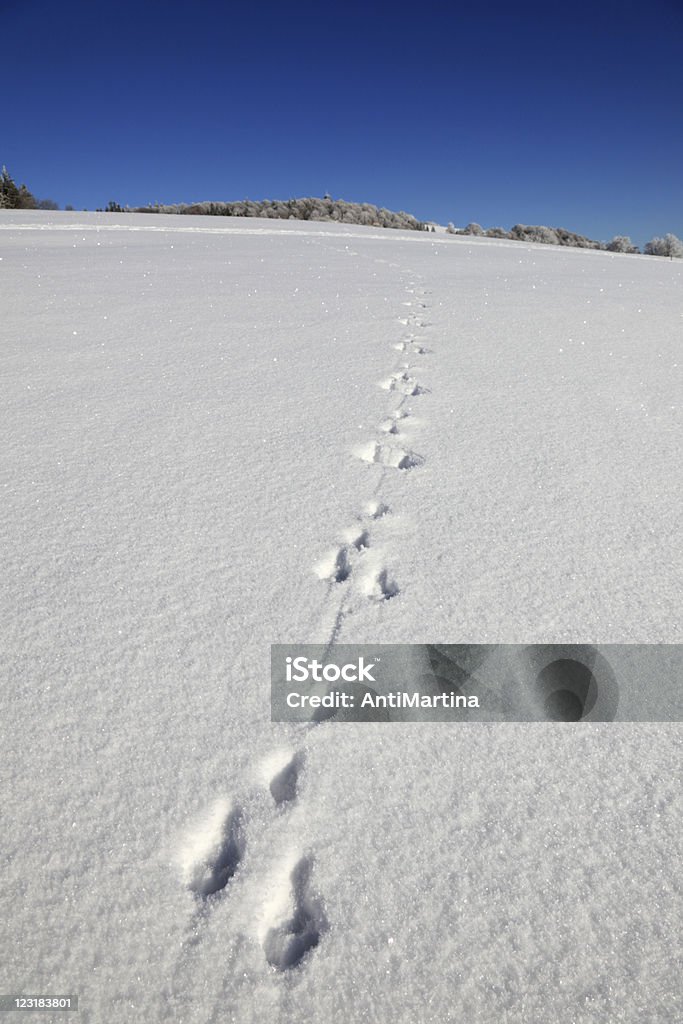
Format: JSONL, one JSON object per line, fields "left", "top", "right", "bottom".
{"left": 0, "top": 166, "right": 20, "bottom": 208}
{"left": 0, "top": 168, "right": 37, "bottom": 209}
{"left": 17, "top": 183, "right": 36, "bottom": 209}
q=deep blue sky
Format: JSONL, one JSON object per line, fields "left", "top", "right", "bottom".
{"left": 2, "top": 0, "right": 681, "bottom": 245}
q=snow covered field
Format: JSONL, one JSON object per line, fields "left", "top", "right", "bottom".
{"left": 1, "top": 211, "right": 681, "bottom": 1022}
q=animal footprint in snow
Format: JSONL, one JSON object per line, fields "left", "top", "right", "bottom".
{"left": 314, "top": 529, "right": 369, "bottom": 583}
{"left": 380, "top": 409, "right": 412, "bottom": 435}
{"left": 261, "top": 855, "right": 327, "bottom": 971}
{"left": 345, "top": 527, "right": 370, "bottom": 550}
{"left": 380, "top": 418, "right": 400, "bottom": 435}
{"left": 314, "top": 546, "right": 350, "bottom": 583}
{"left": 178, "top": 799, "right": 244, "bottom": 899}
{"left": 365, "top": 500, "right": 391, "bottom": 519}
{"left": 379, "top": 371, "right": 429, "bottom": 396}
{"left": 260, "top": 748, "right": 305, "bottom": 808}
{"left": 355, "top": 441, "right": 424, "bottom": 470}
{"left": 393, "top": 340, "right": 431, "bottom": 355}
{"left": 363, "top": 567, "right": 400, "bottom": 602}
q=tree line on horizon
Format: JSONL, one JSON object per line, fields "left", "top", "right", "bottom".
{"left": 124, "top": 195, "right": 430, "bottom": 232}
{"left": 447, "top": 220, "right": 683, "bottom": 258}
{"left": 0, "top": 166, "right": 72, "bottom": 211}
{"left": 2, "top": 166, "right": 681, "bottom": 256}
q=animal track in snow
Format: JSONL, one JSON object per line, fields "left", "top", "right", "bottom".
{"left": 362, "top": 567, "right": 400, "bottom": 602}
{"left": 346, "top": 527, "right": 371, "bottom": 550}
{"left": 314, "top": 529, "right": 370, "bottom": 583}
{"left": 355, "top": 441, "right": 424, "bottom": 470}
{"left": 393, "top": 340, "right": 432, "bottom": 355}
{"left": 313, "top": 275, "right": 430, "bottom": 642}
{"left": 397, "top": 316, "right": 429, "bottom": 328}
{"left": 328, "top": 546, "right": 351, "bottom": 583}
{"left": 261, "top": 855, "right": 327, "bottom": 971}
{"left": 379, "top": 371, "right": 429, "bottom": 397}
{"left": 264, "top": 749, "right": 305, "bottom": 808}
{"left": 407, "top": 342, "right": 431, "bottom": 356}
{"left": 380, "top": 409, "right": 414, "bottom": 435}
{"left": 380, "top": 417, "right": 400, "bottom": 435}
{"left": 178, "top": 799, "right": 245, "bottom": 899}
{"left": 365, "top": 500, "right": 391, "bottom": 519}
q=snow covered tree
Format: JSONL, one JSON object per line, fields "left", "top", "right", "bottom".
{"left": 644, "top": 233, "right": 683, "bottom": 258}
{"left": 128, "top": 196, "right": 427, "bottom": 232}
{"left": 461, "top": 222, "right": 484, "bottom": 236}
{"left": 607, "top": 236, "right": 638, "bottom": 253}
{"left": 510, "top": 224, "right": 560, "bottom": 245}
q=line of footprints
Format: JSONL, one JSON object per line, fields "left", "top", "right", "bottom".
{"left": 177, "top": 747, "right": 326, "bottom": 972}
{"left": 174, "top": 283, "right": 430, "bottom": 977}
{"left": 314, "top": 283, "right": 431, "bottom": 603}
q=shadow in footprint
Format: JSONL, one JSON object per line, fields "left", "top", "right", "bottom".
{"left": 188, "top": 807, "right": 245, "bottom": 899}
{"left": 352, "top": 530, "right": 370, "bottom": 551}
{"left": 332, "top": 547, "right": 351, "bottom": 583}
{"left": 264, "top": 857, "right": 327, "bottom": 971}
{"left": 396, "top": 450, "right": 423, "bottom": 470}
{"left": 376, "top": 568, "right": 400, "bottom": 600}
{"left": 380, "top": 419, "right": 400, "bottom": 435}
{"left": 270, "top": 752, "right": 304, "bottom": 807}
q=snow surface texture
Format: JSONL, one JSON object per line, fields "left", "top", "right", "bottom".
{"left": 0, "top": 211, "right": 681, "bottom": 1023}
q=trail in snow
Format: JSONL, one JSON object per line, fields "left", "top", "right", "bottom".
{"left": 311, "top": 267, "right": 433, "bottom": 654}
{"left": 173, "top": 253, "right": 433, "bottom": 978}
